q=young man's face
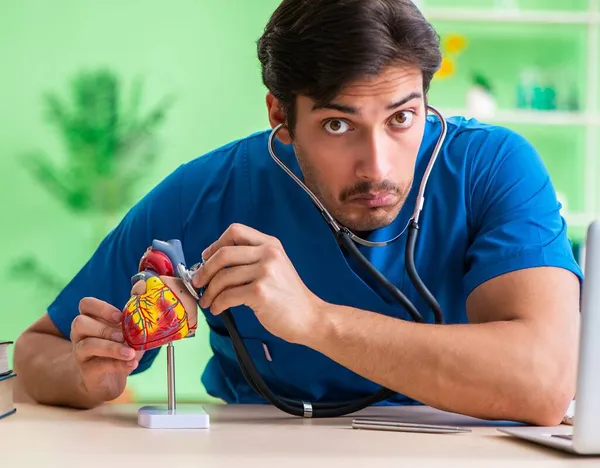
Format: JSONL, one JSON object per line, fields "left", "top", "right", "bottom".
{"left": 267, "top": 66, "right": 427, "bottom": 233}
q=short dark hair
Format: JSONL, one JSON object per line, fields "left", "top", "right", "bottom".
{"left": 257, "top": 0, "right": 442, "bottom": 133}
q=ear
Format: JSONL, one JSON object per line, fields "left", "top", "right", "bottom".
{"left": 265, "top": 92, "right": 292, "bottom": 144}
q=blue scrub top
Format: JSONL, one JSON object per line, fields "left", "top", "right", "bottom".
{"left": 47, "top": 114, "right": 583, "bottom": 405}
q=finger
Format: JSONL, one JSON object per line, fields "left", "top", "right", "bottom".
{"left": 161, "top": 276, "right": 199, "bottom": 320}
{"left": 161, "top": 276, "right": 191, "bottom": 298}
{"left": 130, "top": 279, "right": 146, "bottom": 296}
{"left": 79, "top": 297, "right": 122, "bottom": 324}
{"left": 199, "top": 263, "right": 259, "bottom": 309}
{"left": 193, "top": 245, "right": 262, "bottom": 289}
{"left": 202, "top": 223, "right": 277, "bottom": 261}
{"left": 81, "top": 356, "right": 139, "bottom": 376}
{"left": 210, "top": 282, "right": 262, "bottom": 316}
{"left": 74, "top": 337, "right": 136, "bottom": 363}
{"left": 70, "top": 314, "right": 124, "bottom": 344}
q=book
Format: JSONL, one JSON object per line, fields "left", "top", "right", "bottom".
{"left": 0, "top": 341, "right": 12, "bottom": 377}
{"left": 0, "top": 373, "right": 16, "bottom": 420}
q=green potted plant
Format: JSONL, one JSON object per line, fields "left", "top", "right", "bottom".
{"left": 11, "top": 68, "right": 175, "bottom": 296}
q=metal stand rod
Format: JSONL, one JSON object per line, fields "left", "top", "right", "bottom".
{"left": 167, "top": 342, "right": 176, "bottom": 412}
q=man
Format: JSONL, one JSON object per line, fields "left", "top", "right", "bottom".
{"left": 13, "top": 0, "right": 581, "bottom": 426}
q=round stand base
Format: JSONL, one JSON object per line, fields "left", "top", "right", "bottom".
{"left": 137, "top": 405, "right": 210, "bottom": 429}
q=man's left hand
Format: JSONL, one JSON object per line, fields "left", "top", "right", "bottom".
{"left": 192, "top": 223, "right": 325, "bottom": 345}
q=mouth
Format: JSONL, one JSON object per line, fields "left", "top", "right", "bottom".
{"left": 348, "top": 192, "right": 397, "bottom": 208}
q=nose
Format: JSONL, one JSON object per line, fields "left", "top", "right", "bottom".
{"left": 355, "top": 131, "right": 393, "bottom": 182}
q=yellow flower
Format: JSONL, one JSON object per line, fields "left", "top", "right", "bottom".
{"left": 435, "top": 57, "right": 456, "bottom": 79}
{"left": 443, "top": 34, "right": 468, "bottom": 55}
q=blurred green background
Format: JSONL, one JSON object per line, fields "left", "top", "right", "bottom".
{"left": 2, "top": 0, "right": 597, "bottom": 404}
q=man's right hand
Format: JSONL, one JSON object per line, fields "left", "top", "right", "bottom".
{"left": 70, "top": 297, "right": 144, "bottom": 404}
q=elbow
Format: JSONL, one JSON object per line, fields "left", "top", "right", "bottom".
{"left": 13, "top": 329, "right": 32, "bottom": 373}
{"left": 13, "top": 313, "right": 63, "bottom": 376}
{"left": 12, "top": 330, "right": 37, "bottom": 403}
{"left": 13, "top": 326, "right": 45, "bottom": 371}
{"left": 520, "top": 359, "right": 576, "bottom": 427}
{"left": 498, "top": 382, "right": 572, "bottom": 427}
{"left": 526, "top": 388, "right": 573, "bottom": 427}
{"left": 518, "top": 317, "right": 578, "bottom": 426}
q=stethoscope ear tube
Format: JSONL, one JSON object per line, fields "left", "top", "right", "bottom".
{"left": 405, "top": 221, "right": 444, "bottom": 324}
{"left": 336, "top": 229, "right": 425, "bottom": 323}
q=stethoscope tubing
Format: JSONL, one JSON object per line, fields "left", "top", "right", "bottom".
{"left": 220, "top": 107, "right": 448, "bottom": 417}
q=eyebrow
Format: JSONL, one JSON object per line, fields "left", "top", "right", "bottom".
{"left": 312, "top": 91, "right": 423, "bottom": 114}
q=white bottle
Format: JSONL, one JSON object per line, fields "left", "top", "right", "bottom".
{"left": 466, "top": 85, "right": 497, "bottom": 120}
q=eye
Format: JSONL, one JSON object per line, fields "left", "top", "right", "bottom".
{"left": 324, "top": 119, "right": 351, "bottom": 135}
{"left": 390, "top": 111, "right": 414, "bottom": 128}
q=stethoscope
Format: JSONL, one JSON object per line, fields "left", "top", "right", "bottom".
{"left": 217, "top": 105, "right": 448, "bottom": 418}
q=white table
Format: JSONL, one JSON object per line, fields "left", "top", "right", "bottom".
{"left": 1, "top": 402, "right": 595, "bottom": 467}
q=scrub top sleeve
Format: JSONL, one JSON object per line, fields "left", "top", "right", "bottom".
{"left": 46, "top": 164, "right": 187, "bottom": 374}
{"left": 462, "top": 130, "right": 583, "bottom": 298}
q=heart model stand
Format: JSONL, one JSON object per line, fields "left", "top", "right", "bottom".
{"left": 137, "top": 341, "right": 210, "bottom": 429}
{"left": 124, "top": 239, "right": 210, "bottom": 429}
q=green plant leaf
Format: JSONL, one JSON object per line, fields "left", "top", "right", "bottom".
{"left": 117, "top": 93, "right": 176, "bottom": 160}
{"left": 20, "top": 150, "right": 91, "bottom": 212}
{"left": 8, "top": 255, "right": 66, "bottom": 296}
{"left": 20, "top": 68, "right": 175, "bottom": 217}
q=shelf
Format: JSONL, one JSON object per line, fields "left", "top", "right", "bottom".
{"left": 424, "top": 8, "right": 600, "bottom": 24}
{"left": 423, "top": 3, "right": 600, "bottom": 224}
{"left": 440, "top": 108, "right": 600, "bottom": 126}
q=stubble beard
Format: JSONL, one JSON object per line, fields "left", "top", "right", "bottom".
{"left": 293, "top": 144, "right": 412, "bottom": 233}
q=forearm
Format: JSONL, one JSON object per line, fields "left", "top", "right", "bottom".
{"left": 13, "top": 331, "right": 100, "bottom": 409}
{"left": 309, "top": 304, "right": 574, "bottom": 425}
